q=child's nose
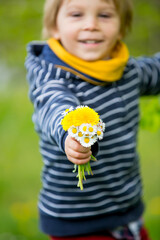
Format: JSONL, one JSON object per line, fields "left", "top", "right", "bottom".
{"left": 83, "top": 16, "right": 99, "bottom": 31}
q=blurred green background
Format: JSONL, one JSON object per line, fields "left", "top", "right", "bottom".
{"left": 0, "top": 0, "right": 160, "bottom": 239}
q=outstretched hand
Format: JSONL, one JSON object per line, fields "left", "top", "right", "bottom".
{"left": 65, "top": 135, "right": 92, "bottom": 165}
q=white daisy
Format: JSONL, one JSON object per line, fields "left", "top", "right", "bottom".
{"left": 90, "top": 135, "right": 98, "bottom": 145}
{"left": 76, "top": 105, "right": 86, "bottom": 109}
{"left": 75, "top": 131, "right": 84, "bottom": 142}
{"left": 68, "top": 126, "right": 79, "bottom": 137}
{"left": 80, "top": 135, "right": 96, "bottom": 147}
{"left": 88, "top": 124, "right": 97, "bottom": 135}
{"left": 79, "top": 123, "right": 89, "bottom": 134}
{"left": 61, "top": 106, "right": 74, "bottom": 117}
{"left": 96, "top": 128, "right": 104, "bottom": 140}
{"left": 98, "top": 119, "right": 105, "bottom": 131}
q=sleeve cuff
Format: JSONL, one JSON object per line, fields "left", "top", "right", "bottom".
{"left": 91, "top": 142, "right": 99, "bottom": 157}
{"left": 61, "top": 132, "right": 68, "bottom": 153}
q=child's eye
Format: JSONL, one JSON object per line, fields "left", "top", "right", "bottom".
{"left": 99, "top": 13, "right": 112, "bottom": 18}
{"left": 70, "top": 12, "right": 82, "bottom": 17}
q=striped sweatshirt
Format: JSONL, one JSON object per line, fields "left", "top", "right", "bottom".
{"left": 25, "top": 42, "right": 160, "bottom": 237}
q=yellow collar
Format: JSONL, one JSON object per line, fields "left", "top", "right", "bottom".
{"left": 48, "top": 38, "right": 129, "bottom": 82}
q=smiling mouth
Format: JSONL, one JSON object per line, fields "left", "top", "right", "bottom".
{"left": 79, "top": 40, "right": 103, "bottom": 44}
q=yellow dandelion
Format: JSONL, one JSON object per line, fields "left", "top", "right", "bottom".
{"left": 61, "top": 106, "right": 100, "bottom": 131}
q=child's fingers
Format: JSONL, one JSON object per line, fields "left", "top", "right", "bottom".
{"left": 66, "top": 145, "right": 92, "bottom": 164}
{"left": 66, "top": 146, "right": 92, "bottom": 162}
{"left": 65, "top": 135, "right": 91, "bottom": 153}
{"left": 67, "top": 146, "right": 92, "bottom": 158}
{"left": 72, "top": 139, "right": 91, "bottom": 153}
{"left": 65, "top": 135, "right": 92, "bottom": 164}
{"left": 66, "top": 153, "right": 91, "bottom": 165}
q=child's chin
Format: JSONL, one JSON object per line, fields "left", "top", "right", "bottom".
{"left": 79, "top": 55, "right": 103, "bottom": 62}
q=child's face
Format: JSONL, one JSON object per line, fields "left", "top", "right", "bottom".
{"left": 52, "top": 0, "right": 122, "bottom": 61}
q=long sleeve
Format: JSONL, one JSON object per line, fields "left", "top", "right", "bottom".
{"left": 25, "top": 48, "right": 80, "bottom": 152}
{"left": 135, "top": 53, "right": 160, "bottom": 96}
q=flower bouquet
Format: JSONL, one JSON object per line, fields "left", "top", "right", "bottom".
{"left": 61, "top": 106, "right": 105, "bottom": 190}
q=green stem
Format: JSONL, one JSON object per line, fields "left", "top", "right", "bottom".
{"left": 74, "top": 157, "right": 96, "bottom": 190}
{"left": 91, "top": 154, "right": 97, "bottom": 161}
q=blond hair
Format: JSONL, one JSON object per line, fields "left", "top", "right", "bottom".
{"left": 42, "top": 0, "right": 133, "bottom": 39}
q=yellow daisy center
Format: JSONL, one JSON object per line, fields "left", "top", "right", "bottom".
{"left": 84, "top": 137, "right": 90, "bottom": 144}
{"left": 97, "top": 131, "right": 102, "bottom": 136}
{"left": 89, "top": 127, "right": 94, "bottom": 132}
{"left": 72, "top": 128, "right": 77, "bottom": 134}
{"left": 78, "top": 132, "right": 83, "bottom": 137}
{"left": 83, "top": 126, "right": 87, "bottom": 132}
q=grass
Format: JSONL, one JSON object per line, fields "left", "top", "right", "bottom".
{"left": 0, "top": 86, "right": 160, "bottom": 240}
{"left": 138, "top": 130, "right": 160, "bottom": 239}
{"left": 0, "top": 87, "right": 47, "bottom": 240}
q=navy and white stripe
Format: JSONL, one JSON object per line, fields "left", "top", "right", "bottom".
{"left": 25, "top": 42, "right": 160, "bottom": 236}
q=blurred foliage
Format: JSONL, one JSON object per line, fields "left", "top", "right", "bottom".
{"left": 140, "top": 97, "right": 160, "bottom": 132}
{"left": 0, "top": 0, "right": 160, "bottom": 240}
{"left": 0, "top": 0, "right": 42, "bottom": 67}
{"left": 126, "top": 0, "right": 160, "bottom": 56}
{"left": 0, "top": 88, "right": 46, "bottom": 240}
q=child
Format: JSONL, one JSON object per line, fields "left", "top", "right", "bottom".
{"left": 25, "top": 0, "right": 160, "bottom": 239}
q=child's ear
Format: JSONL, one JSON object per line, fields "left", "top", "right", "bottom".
{"left": 51, "top": 28, "right": 60, "bottom": 40}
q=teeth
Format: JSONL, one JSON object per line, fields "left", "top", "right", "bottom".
{"left": 86, "top": 40, "right": 97, "bottom": 43}
{"left": 80, "top": 40, "right": 100, "bottom": 44}
{"left": 79, "top": 40, "right": 102, "bottom": 44}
